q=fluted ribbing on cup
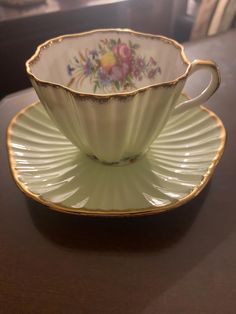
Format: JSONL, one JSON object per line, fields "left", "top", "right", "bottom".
{"left": 32, "top": 79, "right": 184, "bottom": 163}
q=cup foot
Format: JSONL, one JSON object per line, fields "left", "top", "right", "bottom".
{"left": 87, "top": 153, "right": 143, "bottom": 166}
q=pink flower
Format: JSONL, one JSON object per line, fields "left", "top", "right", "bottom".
{"left": 110, "top": 62, "right": 130, "bottom": 81}
{"left": 110, "top": 65, "right": 123, "bottom": 81}
{"left": 114, "top": 44, "right": 131, "bottom": 61}
{"left": 121, "top": 62, "right": 130, "bottom": 76}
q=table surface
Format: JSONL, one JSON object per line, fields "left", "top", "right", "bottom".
{"left": 1, "top": 30, "right": 236, "bottom": 314}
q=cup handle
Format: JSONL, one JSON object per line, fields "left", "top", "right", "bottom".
{"left": 174, "top": 59, "right": 220, "bottom": 114}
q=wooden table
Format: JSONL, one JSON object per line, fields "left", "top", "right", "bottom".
{"left": 0, "top": 30, "right": 236, "bottom": 314}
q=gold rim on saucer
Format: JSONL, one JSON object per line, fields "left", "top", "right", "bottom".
{"left": 7, "top": 94, "right": 226, "bottom": 217}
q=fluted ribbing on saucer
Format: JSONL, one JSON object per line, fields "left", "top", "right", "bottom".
{"left": 7, "top": 94, "right": 226, "bottom": 215}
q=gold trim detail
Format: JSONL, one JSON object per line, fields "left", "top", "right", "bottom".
{"left": 7, "top": 98, "right": 226, "bottom": 217}
{"left": 26, "top": 28, "right": 192, "bottom": 99}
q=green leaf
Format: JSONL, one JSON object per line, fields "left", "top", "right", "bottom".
{"left": 114, "top": 81, "right": 120, "bottom": 90}
{"left": 126, "top": 75, "right": 132, "bottom": 83}
{"left": 126, "top": 75, "right": 135, "bottom": 87}
{"left": 93, "top": 81, "right": 100, "bottom": 93}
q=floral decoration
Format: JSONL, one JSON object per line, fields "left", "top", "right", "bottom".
{"left": 67, "top": 38, "right": 161, "bottom": 93}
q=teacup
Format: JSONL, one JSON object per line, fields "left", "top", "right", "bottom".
{"left": 26, "top": 29, "right": 220, "bottom": 164}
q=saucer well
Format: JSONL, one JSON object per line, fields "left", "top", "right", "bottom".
{"left": 7, "top": 94, "right": 226, "bottom": 216}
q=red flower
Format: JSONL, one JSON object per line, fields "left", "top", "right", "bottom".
{"left": 114, "top": 44, "right": 131, "bottom": 61}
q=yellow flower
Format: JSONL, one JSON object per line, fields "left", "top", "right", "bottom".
{"left": 100, "top": 51, "right": 117, "bottom": 72}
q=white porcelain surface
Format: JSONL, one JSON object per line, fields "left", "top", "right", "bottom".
{"left": 7, "top": 94, "right": 226, "bottom": 216}
{"left": 29, "top": 31, "right": 187, "bottom": 93}
{"left": 26, "top": 29, "right": 220, "bottom": 163}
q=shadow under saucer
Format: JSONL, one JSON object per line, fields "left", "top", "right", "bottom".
{"left": 26, "top": 182, "right": 210, "bottom": 253}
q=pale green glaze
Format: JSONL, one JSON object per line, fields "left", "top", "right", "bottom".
{"left": 27, "top": 30, "right": 220, "bottom": 164}
{"left": 8, "top": 94, "right": 225, "bottom": 215}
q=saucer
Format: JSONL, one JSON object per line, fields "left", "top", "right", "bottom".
{"left": 7, "top": 94, "right": 226, "bottom": 216}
